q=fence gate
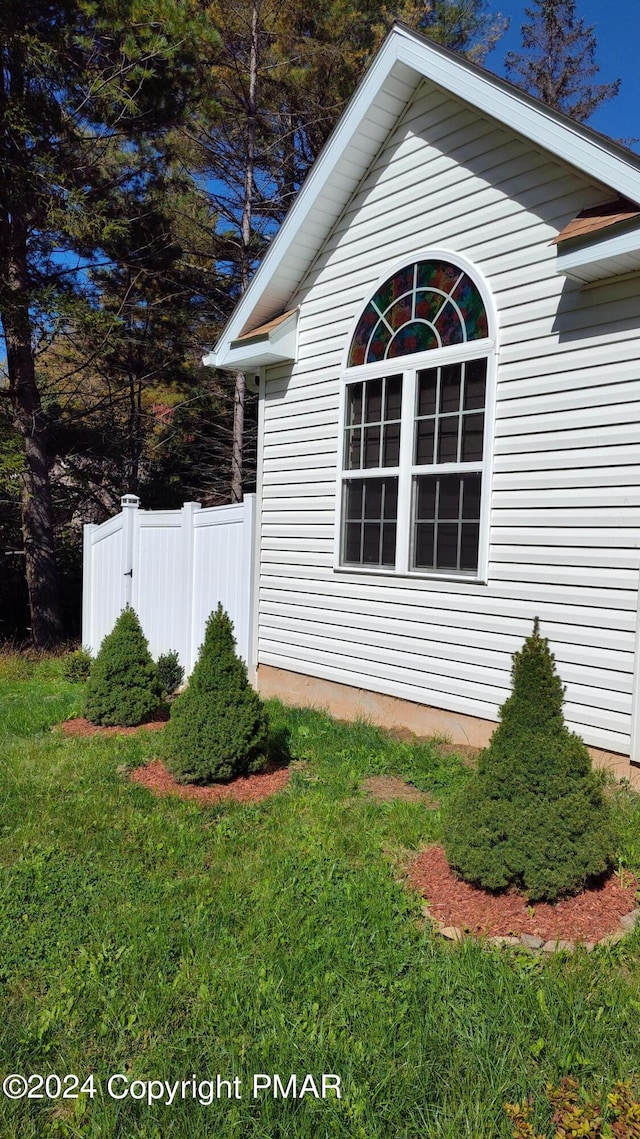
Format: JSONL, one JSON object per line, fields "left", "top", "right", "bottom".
{"left": 82, "top": 494, "right": 256, "bottom": 674}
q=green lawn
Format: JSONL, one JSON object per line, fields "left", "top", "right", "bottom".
{"left": 1, "top": 656, "right": 640, "bottom": 1138}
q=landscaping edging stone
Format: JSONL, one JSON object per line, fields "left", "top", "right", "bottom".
{"left": 421, "top": 905, "right": 640, "bottom": 952}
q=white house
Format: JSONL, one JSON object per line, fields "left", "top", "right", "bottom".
{"left": 206, "top": 23, "right": 640, "bottom": 784}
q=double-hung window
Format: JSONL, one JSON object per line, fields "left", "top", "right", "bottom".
{"left": 338, "top": 257, "right": 494, "bottom": 580}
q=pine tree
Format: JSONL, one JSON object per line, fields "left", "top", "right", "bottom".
{"left": 84, "top": 607, "right": 162, "bottom": 727}
{"left": 163, "top": 604, "right": 269, "bottom": 783}
{"left": 0, "top": 0, "right": 215, "bottom": 644}
{"left": 505, "top": 0, "right": 620, "bottom": 122}
{"left": 442, "top": 619, "right": 614, "bottom": 902}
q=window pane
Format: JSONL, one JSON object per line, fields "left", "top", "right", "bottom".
{"left": 438, "top": 475, "right": 461, "bottom": 520}
{"left": 364, "top": 480, "right": 382, "bottom": 519}
{"left": 344, "top": 480, "right": 363, "bottom": 520}
{"left": 344, "top": 523, "right": 361, "bottom": 563}
{"left": 383, "top": 479, "right": 398, "bottom": 519}
{"left": 385, "top": 374, "right": 403, "bottom": 420}
{"left": 463, "top": 359, "right": 486, "bottom": 410}
{"left": 417, "top": 369, "right": 437, "bottom": 416}
{"left": 345, "top": 428, "right": 361, "bottom": 470}
{"left": 342, "top": 478, "right": 398, "bottom": 567}
{"left": 383, "top": 422, "right": 400, "bottom": 467}
{"left": 460, "top": 523, "right": 479, "bottom": 571}
{"left": 415, "top": 419, "right": 435, "bottom": 465}
{"left": 365, "top": 378, "right": 383, "bottom": 422}
{"left": 346, "top": 382, "right": 363, "bottom": 425}
{"left": 363, "top": 425, "right": 381, "bottom": 468}
{"left": 363, "top": 523, "right": 381, "bottom": 563}
{"left": 461, "top": 413, "right": 484, "bottom": 462}
{"left": 461, "top": 474, "right": 481, "bottom": 520}
{"left": 439, "top": 364, "right": 462, "bottom": 413}
{"left": 436, "top": 523, "right": 458, "bottom": 569}
{"left": 437, "top": 416, "right": 458, "bottom": 464}
{"left": 382, "top": 523, "right": 397, "bottom": 565}
{"left": 414, "top": 523, "right": 434, "bottom": 568}
{"left": 415, "top": 476, "right": 436, "bottom": 520}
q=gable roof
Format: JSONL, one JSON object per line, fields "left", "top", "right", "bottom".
{"left": 206, "top": 22, "right": 640, "bottom": 371}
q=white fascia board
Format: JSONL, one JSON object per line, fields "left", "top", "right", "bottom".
{"left": 555, "top": 226, "right": 640, "bottom": 282}
{"left": 204, "top": 310, "right": 298, "bottom": 372}
{"left": 209, "top": 24, "right": 640, "bottom": 364}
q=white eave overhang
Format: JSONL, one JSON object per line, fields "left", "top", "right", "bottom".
{"left": 556, "top": 224, "right": 640, "bottom": 284}
{"left": 203, "top": 308, "right": 298, "bottom": 371}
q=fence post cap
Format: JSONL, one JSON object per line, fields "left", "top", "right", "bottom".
{"left": 120, "top": 494, "right": 140, "bottom": 508}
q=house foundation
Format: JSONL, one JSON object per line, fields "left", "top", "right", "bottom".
{"left": 257, "top": 664, "right": 640, "bottom": 790}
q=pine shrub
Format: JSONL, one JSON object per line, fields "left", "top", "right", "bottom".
{"left": 156, "top": 650, "right": 184, "bottom": 696}
{"left": 84, "top": 607, "right": 162, "bottom": 727}
{"left": 442, "top": 619, "right": 614, "bottom": 902}
{"left": 163, "top": 604, "right": 268, "bottom": 783}
{"left": 62, "top": 647, "right": 93, "bottom": 682}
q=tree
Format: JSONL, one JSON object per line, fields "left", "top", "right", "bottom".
{"left": 191, "top": 0, "right": 507, "bottom": 503}
{"left": 442, "top": 619, "right": 614, "bottom": 903}
{"left": 163, "top": 604, "right": 268, "bottom": 783}
{"left": 0, "top": 0, "right": 215, "bottom": 644}
{"left": 84, "top": 606, "right": 162, "bottom": 726}
{"left": 504, "top": 0, "right": 620, "bottom": 122}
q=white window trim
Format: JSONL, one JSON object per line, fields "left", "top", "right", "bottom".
{"left": 333, "top": 252, "right": 498, "bottom": 585}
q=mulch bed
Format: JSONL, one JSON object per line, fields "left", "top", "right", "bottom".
{"left": 130, "top": 759, "right": 290, "bottom": 805}
{"left": 407, "top": 845, "right": 638, "bottom": 942}
{"left": 60, "top": 715, "right": 168, "bottom": 738}
{"left": 362, "top": 775, "right": 439, "bottom": 807}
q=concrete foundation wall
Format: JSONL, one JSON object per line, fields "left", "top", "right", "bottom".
{"left": 258, "top": 664, "right": 640, "bottom": 789}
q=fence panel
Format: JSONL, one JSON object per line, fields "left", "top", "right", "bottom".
{"left": 82, "top": 494, "right": 255, "bottom": 673}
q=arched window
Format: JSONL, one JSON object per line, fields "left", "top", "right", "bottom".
{"left": 339, "top": 257, "right": 494, "bottom": 579}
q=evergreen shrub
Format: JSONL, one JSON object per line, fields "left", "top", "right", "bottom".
{"left": 62, "top": 647, "right": 93, "bottom": 682}
{"left": 442, "top": 618, "right": 614, "bottom": 902}
{"left": 163, "top": 604, "right": 268, "bottom": 783}
{"left": 156, "top": 650, "right": 184, "bottom": 696}
{"left": 84, "top": 607, "right": 162, "bottom": 726}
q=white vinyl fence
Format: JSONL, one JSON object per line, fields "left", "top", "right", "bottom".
{"left": 82, "top": 494, "right": 256, "bottom": 673}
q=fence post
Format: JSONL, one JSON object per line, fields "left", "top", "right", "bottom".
{"left": 120, "top": 494, "right": 139, "bottom": 610}
{"left": 242, "top": 493, "right": 257, "bottom": 676}
{"left": 181, "top": 501, "right": 201, "bottom": 672}
{"left": 81, "top": 523, "right": 98, "bottom": 651}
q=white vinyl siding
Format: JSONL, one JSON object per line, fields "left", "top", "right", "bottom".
{"left": 257, "top": 79, "right": 640, "bottom": 755}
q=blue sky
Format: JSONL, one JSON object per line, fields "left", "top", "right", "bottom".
{"left": 485, "top": 0, "right": 640, "bottom": 151}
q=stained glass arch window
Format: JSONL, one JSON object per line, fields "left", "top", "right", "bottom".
{"left": 348, "top": 259, "right": 489, "bottom": 368}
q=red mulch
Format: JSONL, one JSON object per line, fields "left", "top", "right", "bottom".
{"left": 130, "top": 759, "right": 290, "bottom": 805}
{"left": 407, "top": 845, "right": 638, "bottom": 942}
{"left": 60, "top": 715, "right": 168, "bottom": 737}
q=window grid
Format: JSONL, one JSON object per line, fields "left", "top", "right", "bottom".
{"left": 344, "top": 374, "right": 402, "bottom": 471}
{"left": 414, "top": 361, "right": 486, "bottom": 468}
{"left": 342, "top": 477, "right": 398, "bottom": 567}
{"left": 412, "top": 474, "right": 482, "bottom": 573}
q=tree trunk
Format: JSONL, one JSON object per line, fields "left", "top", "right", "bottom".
{"left": 231, "top": 0, "right": 259, "bottom": 504}
{"left": 231, "top": 369, "right": 246, "bottom": 503}
{"left": 2, "top": 232, "right": 65, "bottom": 645}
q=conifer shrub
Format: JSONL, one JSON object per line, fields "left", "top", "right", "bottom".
{"left": 156, "top": 650, "right": 184, "bottom": 696}
{"left": 442, "top": 619, "right": 614, "bottom": 902}
{"left": 163, "top": 604, "right": 268, "bottom": 784}
{"left": 62, "top": 647, "right": 93, "bottom": 682}
{"left": 84, "top": 607, "right": 162, "bottom": 727}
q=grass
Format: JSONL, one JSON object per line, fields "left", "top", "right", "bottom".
{"left": 0, "top": 658, "right": 640, "bottom": 1137}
